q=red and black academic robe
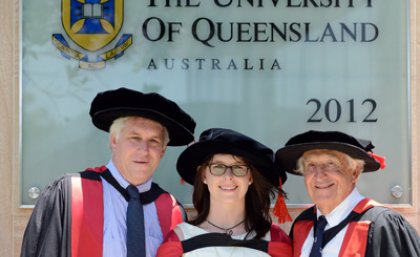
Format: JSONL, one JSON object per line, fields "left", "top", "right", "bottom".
{"left": 20, "top": 167, "right": 185, "bottom": 257}
{"left": 156, "top": 224, "right": 292, "bottom": 257}
{"left": 290, "top": 198, "right": 420, "bottom": 257}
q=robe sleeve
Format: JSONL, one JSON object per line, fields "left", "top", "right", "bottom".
{"left": 268, "top": 224, "right": 293, "bottom": 257}
{"left": 20, "top": 175, "right": 72, "bottom": 257}
{"left": 366, "top": 208, "right": 420, "bottom": 257}
{"left": 156, "top": 230, "right": 184, "bottom": 257}
{"left": 270, "top": 223, "right": 292, "bottom": 244}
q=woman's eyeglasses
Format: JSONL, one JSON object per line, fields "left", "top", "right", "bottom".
{"left": 207, "top": 163, "right": 250, "bottom": 177}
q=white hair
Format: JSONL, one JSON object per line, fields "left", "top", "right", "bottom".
{"left": 295, "top": 149, "right": 365, "bottom": 175}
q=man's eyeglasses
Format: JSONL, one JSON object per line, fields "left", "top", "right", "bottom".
{"left": 207, "top": 163, "right": 250, "bottom": 177}
{"left": 304, "top": 162, "right": 341, "bottom": 174}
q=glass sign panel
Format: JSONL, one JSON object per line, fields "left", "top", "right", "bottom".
{"left": 21, "top": 0, "right": 410, "bottom": 206}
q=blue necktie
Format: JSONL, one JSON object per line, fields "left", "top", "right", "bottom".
{"left": 309, "top": 215, "right": 328, "bottom": 257}
{"left": 126, "top": 185, "right": 146, "bottom": 257}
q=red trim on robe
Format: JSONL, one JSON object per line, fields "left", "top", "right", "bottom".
{"left": 86, "top": 165, "right": 107, "bottom": 173}
{"left": 338, "top": 221, "right": 371, "bottom": 257}
{"left": 156, "top": 230, "right": 183, "bottom": 257}
{"left": 336, "top": 197, "right": 376, "bottom": 257}
{"left": 71, "top": 176, "right": 104, "bottom": 257}
{"left": 156, "top": 241, "right": 184, "bottom": 257}
{"left": 292, "top": 198, "right": 379, "bottom": 257}
{"left": 71, "top": 166, "right": 182, "bottom": 256}
{"left": 353, "top": 198, "right": 379, "bottom": 214}
{"left": 292, "top": 220, "right": 313, "bottom": 257}
{"left": 269, "top": 224, "right": 293, "bottom": 257}
{"left": 268, "top": 241, "right": 293, "bottom": 257}
{"left": 156, "top": 193, "right": 183, "bottom": 237}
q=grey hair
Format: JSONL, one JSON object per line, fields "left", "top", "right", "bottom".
{"left": 109, "top": 116, "right": 170, "bottom": 147}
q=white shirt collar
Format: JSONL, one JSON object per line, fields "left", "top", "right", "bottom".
{"left": 106, "top": 160, "right": 152, "bottom": 193}
{"left": 316, "top": 188, "right": 364, "bottom": 228}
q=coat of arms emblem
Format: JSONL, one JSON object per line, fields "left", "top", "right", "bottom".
{"left": 52, "top": 0, "right": 132, "bottom": 69}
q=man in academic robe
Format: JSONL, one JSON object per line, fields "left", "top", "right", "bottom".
{"left": 275, "top": 130, "right": 420, "bottom": 257}
{"left": 20, "top": 87, "right": 196, "bottom": 257}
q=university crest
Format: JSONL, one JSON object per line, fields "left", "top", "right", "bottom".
{"left": 52, "top": 0, "right": 132, "bottom": 69}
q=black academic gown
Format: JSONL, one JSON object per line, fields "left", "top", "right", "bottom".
{"left": 364, "top": 207, "right": 420, "bottom": 257}
{"left": 290, "top": 198, "right": 420, "bottom": 257}
{"left": 21, "top": 173, "right": 73, "bottom": 257}
{"left": 20, "top": 167, "right": 185, "bottom": 257}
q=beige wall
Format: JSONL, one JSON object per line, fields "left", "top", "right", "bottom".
{"left": 0, "top": 0, "right": 418, "bottom": 256}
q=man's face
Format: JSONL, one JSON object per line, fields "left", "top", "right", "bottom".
{"left": 302, "top": 150, "right": 359, "bottom": 214}
{"left": 110, "top": 117, "right": 166, "bottom": 185}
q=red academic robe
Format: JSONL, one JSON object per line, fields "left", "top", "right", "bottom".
{"left": 20, "top": 167, "right": 184, "bottom": 257}
{"left": 291, "top": 198, "right": 420, "bottom": 257}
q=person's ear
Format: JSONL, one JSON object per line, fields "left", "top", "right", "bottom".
{"left": 351, "top": 166, "right": 362, "bottom": 183}
{"left": 109, "top": 133, "right": 117, "bottom": 150}
{"left": 159, "top": 146, "right": 166, "bottom": 158}
{"left": 198, "top": 166, "right": 207, "bottom": 184}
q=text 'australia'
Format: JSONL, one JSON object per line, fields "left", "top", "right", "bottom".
{"left": 147, "top": 58, "right": 282, "bottom": 71}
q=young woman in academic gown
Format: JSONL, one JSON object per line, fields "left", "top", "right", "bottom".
{"left": 157, "top": 128, "right": 293, "bottom": 257}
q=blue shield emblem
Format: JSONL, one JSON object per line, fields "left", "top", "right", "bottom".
{"left": 62, "top": 0, "right": 123, "bottom": 52}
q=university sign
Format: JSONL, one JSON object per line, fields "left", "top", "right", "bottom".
{"left": 21, "top": 0, "right": 410, "bottom": 206}
{"left": 51, "top": 0, "right": 379, "bottom": 70}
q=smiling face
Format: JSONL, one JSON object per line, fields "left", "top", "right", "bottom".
{"left": 110, "top": 116, "right": 167, "bottom": 185}
{"left": 202, "top": 154, "right": 253, "bottom": 204}
{"left": 301, "top": 150, "right": 362, "bottom": 214}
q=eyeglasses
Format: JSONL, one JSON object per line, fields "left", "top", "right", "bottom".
{"left": 304, "top": 162, "right": 341, "bottom": 174}
{"left": 207, "top": 163, "right": 250, "bottom": 177}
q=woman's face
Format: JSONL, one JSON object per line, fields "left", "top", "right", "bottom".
{"left": 202, "top": 154, "right": 253, "bottom": 204}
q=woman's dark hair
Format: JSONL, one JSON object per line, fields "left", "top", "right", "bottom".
{"left": 189, "top": 154, "right": 286, "bottom": 238}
